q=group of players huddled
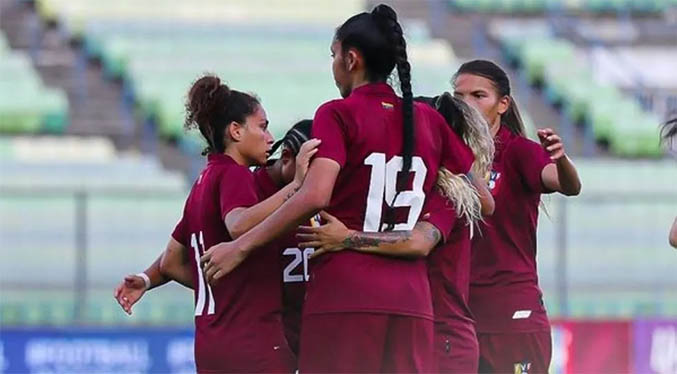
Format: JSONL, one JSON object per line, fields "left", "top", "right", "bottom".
{"left": 110, "top": 4, "right": 677, "bottom": 374}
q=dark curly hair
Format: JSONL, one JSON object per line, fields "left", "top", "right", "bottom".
{"left": 185, "top": 74, "right": 260, "bottom": 155}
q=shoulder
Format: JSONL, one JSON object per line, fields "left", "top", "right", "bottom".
{"left": 316, "top": 98, "right": 349, "bottom": 116}
{"left": 414, "top": 100, "right": 440, "bottom": 119}
{"left": 212, "top": 162, "right": 255, "bottom": 186}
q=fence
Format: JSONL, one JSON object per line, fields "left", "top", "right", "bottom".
{"left": 1, "top": 187, "right": 677, "bottom": 326}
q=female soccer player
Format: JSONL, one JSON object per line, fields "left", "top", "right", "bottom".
{"left": 115, "top": 74, "right": 321, "bottom": 373}
{"left": 114, "top": 120, "right": 316, "bottom": 370}
{"left": 662, "top": 117, "right": 677, "bottom": 248}
{"left": 296, "top": 94, "right": 494, "bottom": 373}
{"left": 201, "top": 4, "right": 475, "bottom": 372}
{"left": 452, "top": 59, "right": 581, "bottom": 374}
{"left": 251, "top": 119, "right": 316, "bottom": 358}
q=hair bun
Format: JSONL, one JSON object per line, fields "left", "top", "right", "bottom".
{"left": 371, "top": 4, "right": 398, "bottom": 22}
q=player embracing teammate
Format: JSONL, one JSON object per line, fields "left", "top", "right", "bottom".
{"left": 115, "top": 4, "right": 588, "bottom": 374}
{"left": 202, "top": 4, "right": 475, "bottom": 372}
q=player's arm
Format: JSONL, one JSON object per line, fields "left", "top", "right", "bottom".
{"left": 468, "top": 171, "right": 494, "bottom": 216}
{"left": 538, "top": 128, "right": 582, "bottom": 196}
{"left": 159, "top": 237, "right": 194, "bottom": 289}
{"left": 202, "top": 158, "right": 339, "bottom": 283}
{"left": 298, "top": 211, "right": 442, "bottom": 259}
{"left": 669, "top": 216, "right": 677, "bottom": 249}
{"left": 225, "top": 139, "right": 320, "bottom": 239}
{"left": 114, "top": 238, "right": 194, "bottom": 315}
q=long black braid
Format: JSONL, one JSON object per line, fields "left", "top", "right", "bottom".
{"left": 371, "top": 5, "right": 415, "bottom": 231}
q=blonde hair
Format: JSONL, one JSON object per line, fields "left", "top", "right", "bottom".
{"left": 433, "top": 94, "right": 495, "bottom": 227}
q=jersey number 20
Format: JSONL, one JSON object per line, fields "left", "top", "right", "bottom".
{"left": 363, "top": 153, "right": 427, "bottom": 232}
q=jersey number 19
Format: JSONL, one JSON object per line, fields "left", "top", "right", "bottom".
{"left": 363, "top": 153, "right": 427, "bottom": 232}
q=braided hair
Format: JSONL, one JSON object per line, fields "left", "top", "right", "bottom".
{"left": 335, "top": 4, "right": 414, "bottom": 230}
{"left": 270, "top": 119, "right": 312, "bottom": 157}
{"left": 661, "top": 117, "right": 677, "bottom": 149}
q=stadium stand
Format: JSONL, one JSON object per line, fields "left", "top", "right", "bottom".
{"left": 0, "top": 136, "right": 191, "bottom": 326}
{"left": 0, "top": 31, "right": 68, "bottom": 134}
{"left": 489, "top": 21, "right": 665, "bottom": 157}
{"left": 31, "top": 0, "right": 458, "bottom": 154}
{"left": 0, "top": 0, "right": 461, "bottom": 327}
{"left": 447, "top": 0, "right": 677, "bottom": 14}
{"left": 1, "top": 0, "right": 675, "bottom": 329}
{"left": 536, "top": 160, "right": 677, "bottom": 317}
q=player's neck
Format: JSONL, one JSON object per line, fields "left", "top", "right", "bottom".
{"left": 490, "top": 118, "right": 501, "bottom": 138}
{"left": 349, "top": 73, "right": 370, "bottom": 94}
{"left": 224, "top": 148, "right": 248, "bottom": 167}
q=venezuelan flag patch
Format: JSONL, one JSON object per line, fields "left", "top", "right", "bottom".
{"left": 381, "top": 101, "right": 394, "bottom": 109}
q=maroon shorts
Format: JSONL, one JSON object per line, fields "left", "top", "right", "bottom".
{"left": 477, "top": 331, "right": 552, "bottom": 374}
{"left": 434, "top": 321, "right": 479, "bottom": 373}
{"left": 299, "top": 312, "right": 434, "bottom": 373}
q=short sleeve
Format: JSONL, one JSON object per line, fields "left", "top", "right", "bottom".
{"left": 420, "top": 188, "right": 457, "bottom": 243}
{"left": 507, "top": 138, "right": 553, "bottom": 194}
{"left": 439, "top": 120, "right": 475, "bottom": 175}
{"left": 171, "top": 216, "right": 189, "bottom": 247}
{"left": 219, "top": 167, "right": 259, "bottom": 220}
{"left": 311, "top": 102, "right": 348, "bottom": 168}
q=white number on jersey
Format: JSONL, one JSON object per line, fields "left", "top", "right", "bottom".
{"left": 282, "top": 247, "right": 314, "bottom": 283}
{"left": 363, "top": 153, "right": 427, "bottom": 232}
{"left": 191, "top": 231, "right": 215, "bottom": 316}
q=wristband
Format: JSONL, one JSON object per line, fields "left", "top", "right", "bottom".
{"left": 136, "top": 272, "right": 151, "bottom": 290}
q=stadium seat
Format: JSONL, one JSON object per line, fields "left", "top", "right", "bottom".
{"left": 0, "top": 32, "right": 69, "bottom": 134}
{"left": 447, "top": 0, "right": 672, "bottom": 13}
{"left": 497, "top": 32, "right": 665, "bottom": 157}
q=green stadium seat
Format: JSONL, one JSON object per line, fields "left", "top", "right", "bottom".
{"left": 0, "top": 33, "right": 69, "bottom": 134}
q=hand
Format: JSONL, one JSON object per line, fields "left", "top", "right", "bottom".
{"left": 201, "top": 241, "right": 248, "bottom": 284}
{"left": 297, "top": 211, "right": 352, "bottom": 259}
{"left": 537, "top": 128, "right": 566, "bottom": 161}
{"left": 113, "top": 275, "right": 147, "bottom": 315}
{"left": 294, "top": 139, "right": 321, "bottom": 185}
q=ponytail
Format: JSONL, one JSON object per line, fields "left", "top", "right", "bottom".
{"left": 415, "top": 94, "right": 495, "bottom": 227}
{"left": 335, "top": 4, "right": 416, "bottom": 231}
{"left": 371, "top": 4, "right": 414, "bottom": 175}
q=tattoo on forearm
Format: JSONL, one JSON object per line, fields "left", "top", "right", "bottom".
{"left": 425, "top": 226, "right": 441, "bottom": 245}
{"left": 342, "top": 231, "right": 412, "bottom": 250}
{"left": 283, "top": 186, "right": 300, "bottom": 202}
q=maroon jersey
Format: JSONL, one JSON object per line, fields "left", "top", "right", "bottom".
{"left": 424, "top": 189, "right": 475, "bottom": 330}
{"left": 253, "top": 168, "right": 310, "bottom": 356}
{"left": 470, "top": 125, "right": 554, "bottom": 333}
{"left": 307, "top": 82, "right": 474, "bottom": 319}
{"left": 172, "top": 154, "right": 292, "bottom": 373}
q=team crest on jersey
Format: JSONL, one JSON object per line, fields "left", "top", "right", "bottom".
{"left": 514, "top": 361, "right": 532, "bottom": 374}
{"left": 381, "top": 101, "right": 394, "bottom": 109}
{"left": 488, "top": 170, "right": 501, "bottom": 193}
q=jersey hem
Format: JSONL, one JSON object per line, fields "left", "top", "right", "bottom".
{"left": 475, "top": 326, "right": 551, "bottom": 334}
{"left": 304, "top": 308, "right": 434, "bottom": 321}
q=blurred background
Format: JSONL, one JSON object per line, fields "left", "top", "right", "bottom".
{"left": 0, "top": 0, "right": 676, "bottom": 373}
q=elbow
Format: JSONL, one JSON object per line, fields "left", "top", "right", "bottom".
{"left": 410, "top": 237, "right": 434, "bottom": 258}
{"left": 670, "top": 234, "right": 677, "bottom": 249}
{"left": 227, "top": 223, "right": 247, "bottom": 240}
{"left": 481, "top": 195, "right": 495, "bottom": 217}
{"left": 563, "top": 182, "right": 582, "bottom": 197}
